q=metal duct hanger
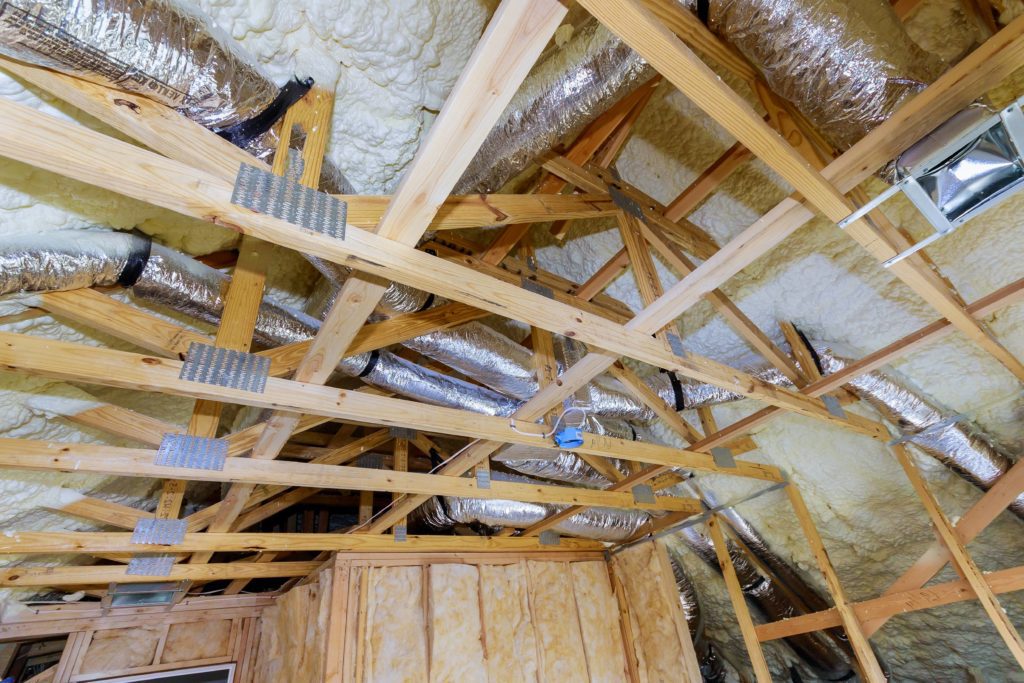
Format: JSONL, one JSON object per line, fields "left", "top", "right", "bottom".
{"left": 839, "top": 96, "right": 1024, "bottom": 266}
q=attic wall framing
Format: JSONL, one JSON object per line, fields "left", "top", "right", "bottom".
{"left": 0, "top": 0, "right": 1021, "bottom": 678}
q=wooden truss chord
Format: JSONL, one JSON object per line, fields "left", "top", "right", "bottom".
{"left": 581, "top": 0, "right": 1024, "bottom": 384}
{"left": 0, "top": 439, "right": 703, "bottom": 514}
{"left": 192, "top": 0, "right": 568, "bottom": 561}
{"left": 0, "top": 561, "right": 321, "bottom": 587}
{"left": 890, "top": 444, "right": 1024, "bottom": 667}
{"left": 0, "top": 532, "right": 605, "bottom": 555}
{"left": 706, "top": 514, "right": 773, "bottom": 681}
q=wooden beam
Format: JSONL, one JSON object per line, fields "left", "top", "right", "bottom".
{"left": 663, "top": 142, "right": 752, "bottom": 222}
{"left": 891, "top": 444, "right": 1024, "bottom": 667}
{"left": 861, "top": 454, "right": 1024, "bottom": 636}
{"left": 193, "top": 0, "right": 567, "bottom": 558}
{"left": 0, "top": 334, "right": 788, "bottom": 483}
{"left": 756, "top": 563, "right": 1024, "bottom": 641}
{"left": 581, "top": 0, "right": 1024, "bottom": 383}
{"left": 706, "top": 514, "right": 773, "bottom": 681}
{"left": 543, "top": 155, "right": 720, "bottom": 259}
{"left": 0, "top": 103, "right": 889, "bottom": 439}
{"left": 0, "top": 532, "right": 605, "bottom": 555}
{"left": 0, "top": 561, "right": 320, "bottom": 587}
{"left": 0, "top": 439, "right": 704, "bottom": 514}
{"left": 785, "top": 484, "right": 886, "bottom": 681}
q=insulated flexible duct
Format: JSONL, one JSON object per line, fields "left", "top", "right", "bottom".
{"left": 813, "top": 345, "right": 1024, "bottom": 519}
{"left": 675, "top": 526, "right": 854, "bottom": 679}
{"left": 648, "top": 340, "right": 1023, "bottom": 521}
{"left": 0, "top": 0, "right": 353, "bottom": 193}
{"left": 669, "top": 553, "right": 729, "bottom": 682}
{"left": 673, "top": 0, "right": 943, "bottom": 152}
{"left": 0, "top": 230, "right": 519, "bottom": 416}
{"left": 414, "top": 470, "right": 650, "bottom": 542}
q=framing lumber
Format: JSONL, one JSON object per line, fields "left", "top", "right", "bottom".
{"left": 664, "top": 142, "right": 752, "bottom": 222}
{"left": 581, "top": 0, "right": 1024, "bottom": 384}
{"left": 891, "top": 444, "right": 1024, "bottom": 667}
{"left": 706, "top": 514, "right": 772, "bottom": 681}
{"left": 785, "top": 483, "right": 886, "bottom": 681}
{"left": 0, "top": 532, "right": 604, "bottom": 555}
{"left": 862, "top": 455, "right": 1024, "bottom": 636}
{"left": 0, "top": 100, "right": 891, "bottom": 439}
{"left": 193, "top": 0, "right": 567, "bottom": 559}
{"left": 0, "top": 561, "right": 320, "bottom": 587}
{"left": 0, "top": 439, "right": 702, "bottom": 514}
{"left": 757, "top": 563, "right": 1024, "bottom": 641}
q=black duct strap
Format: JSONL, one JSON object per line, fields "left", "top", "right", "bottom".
{"left": 117, "top": 232, "right": 152, "bottom": 287}
{"left": 660, "top": 368, "right": 686, "bottom": 411}
{"left": 417, "top": 293, "right": 436, "bottom": 312}
{"left": 697, "top": 0, "right": 710, "bottom": 25}
{"left": 428, "top": 447, "right": 443, "bottom": 469}
{"left": 358, "top": 349, "right": 381, "bottom": 378}
{"left": 215, "top": 76, "right": 314, "bottom": 148}
{"left": 794, "top": 325, "right": 825, "bottom": 376}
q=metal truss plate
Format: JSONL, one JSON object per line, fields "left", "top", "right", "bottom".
{"left": 156, "top": 433, "right": 228, "bottom": 471}
{"left": 710, "top": 446, "right": 736, "bottom": 469}
{"left": 521, "top": 276, "right": 554, "bottom": 299}
{"left": 179, "top": 342, "right": 270, "bottom": 394}
{"left": 232, "top": 164, "right": 347, "bottom": 239}
{"left": 821, "top": 394, "right": 847, "bottom": 419}
{"left": 131, "top": 519, "right": 187, "bottom": 546}
{"left": 538, "top": 530, "right": 561, "bottom": 546}
{"left": 631, "top": 484, "right": 656, "bottom": 504}
{"left": 126, "top": 554, "right": 176, "bottom": 577}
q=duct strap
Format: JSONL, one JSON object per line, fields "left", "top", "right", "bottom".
{"left": 117, "top": 232, "right": 153, "bottom": 286}
{"left": 660, "top": 368, "right": 687, "bottom": 411}
{"left": 696, "top": 0, "right": 710, "bottom": 25}
{"left": 215, "top": 76, "right": 313, "bottom": 148}
{"left": 358, "top": 350, "right": 381, "bottom": 378}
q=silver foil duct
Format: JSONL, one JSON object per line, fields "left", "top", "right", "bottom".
{"left": 0, "top": 0, "right": 353, "bottom": 192}
{"left": 415, "top": 470, "right": 650, "bottom": 542}
{"left": 669, "top": 552, "right": 728, "bottom": 683}
{"left": 675, "top": 527, "right": 853, "bottom": 679}
{"left": 456, "top": 18, "right": 653, "bottom": 194}
{"left": 672, "top": 0, "right": 943, "bottom": 152}
{"left": 647, "top": 365, "right": 792, "bottom": 411}
{"left": 556, "top": 336, "right": 656, "bottom": 421}
{"left": 0, "top": 231, "right": 519, "bottom": 416}
{"left": 0, "top": 229, "right": 148, "bottom": 296}
{"left": 814, "top": 345, "right": 1024, "bottom": 519}
{"left": 135, "top": 244, "right": 519, "bottom": 417}
{"left": 498, "top": 415, "right": 636, "bottom": 486}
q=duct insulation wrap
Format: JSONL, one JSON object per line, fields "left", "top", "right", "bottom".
{"left": 0, "top": 231, "right": 519, "bottom": 416}
{"left": 456, "top": 18, "right": 653, "bottom": 194}
{"left": 415, "top": 470, "right": 650, "bottom": 542}
{"left": 497, "top": 415, "right": 639, "bottom": 486}
{"left": 308, "top": 274, "right": 656, "bottom": 421}
{"left": 0, "top": 0, "right": 352, "bottom": 193}
{"left": 673, "top": 0, "right": 943, "bottom": 152}
{"left": 812, "top": 344, "right": 1024, "bottom": 519}
{"left": 668, "top": 552, "right": 728, "bottom": 682}
{"left": 674, "top": 526, "right": 854, "bottom": 679}
{"left": 0, "top": 228, "right": 150, "bottom": 296}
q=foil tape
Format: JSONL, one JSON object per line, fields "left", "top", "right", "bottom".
{"left": 814, "top": 345, "right": 1024, "bottom": 518}
{"left": 415, "top": 471, "right": 649, "bottom": 542}
{"left": 673, "top": 0, "right": 942, "bottom": 152}
{"left": 0, "top": 229, "right": 149, "bottom": 296}
{"left": 0, "top": 0, "right": 353, "bottom": 192}
{"left": 456, "top": 18, "right": 653, "bottom": 193}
